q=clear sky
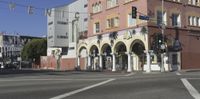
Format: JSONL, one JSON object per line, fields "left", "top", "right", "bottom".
{"left": 0, "top": 0, "right": 75, "bottom": 37}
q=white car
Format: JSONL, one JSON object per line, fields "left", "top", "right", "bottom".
{"left": 0, "top": 65, "right": 4, "bottom": 69}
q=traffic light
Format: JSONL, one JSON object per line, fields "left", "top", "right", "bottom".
{"left": 132, "top": 6, "right": 137, "bottom": 19}
{"left": 152, "top": 33, "right": 166, "bottom": 54}
{"left": 157, "top": 34, "right": 166, "bottom": 53}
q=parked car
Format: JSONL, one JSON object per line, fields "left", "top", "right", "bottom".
{"left": 4, "top": 63, "right": 19, "bottom": 70}
{"left": 0, "top": 64, "right": 4, "bottom": 70}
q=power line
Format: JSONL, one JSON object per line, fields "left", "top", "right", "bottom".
{"left": 0, "top": 0, "right": 88, "bottom": 15}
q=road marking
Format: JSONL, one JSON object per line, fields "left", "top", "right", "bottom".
{"left": 187, "top": 78, "right": 200, "bottom": 80}
{"left": 125, "top": 73, "right": 135, "bottom": 77}
{"left": 181, "top": 78, "right": 200, "bottom": 99}
{"left": 0, "top": 78, "right": 108, "bottom": 82}
{"left": 176, "top": 72, "right": 181, "bottom": 75}
{"left": 50, "top": 78, "right": 115, "bottom": 99}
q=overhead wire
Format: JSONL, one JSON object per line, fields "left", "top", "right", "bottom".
{"left": 0, "top": 0, "right": 88, "bottom": 15}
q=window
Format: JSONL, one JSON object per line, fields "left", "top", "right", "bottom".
{"left": 172, "top": 0, "right": 180, "bottom": 2}
{"left": 84, "top": 18, "right": 88, "bottom": 22}
{"left": 193, "top": 16, "right": 197, "bottom": 26}
{"left": 157, "top": 10, "right": 167, "bottom": 26}
{"left": 92, "top": 2, "right": 102, "bottom": 13}
{"left": 198, "top": 17, "right": 200, "bottom": 26}
{"left": 106, "top": 17, "right": 119, "bottom": 28}
{"left": 125, "top": 0, "right": 133, "bottom": 3}
{"left": 188, "top": 0, "right": 200, "bottom": 6}
{"left": 48, "top": 21, "right": 53, "bottom": 25}
{"left": 48, "top": 35, "right": 53, "bottom": 39}
{"left": 84, "top": 4, "right": 88, "bottom": 8}
{"left": 172, "top": 54, "right": 178, "bottom": 65}
{"left": 57, "top": 21, "right": 67, "bottom": 25}
{"left": 172, "top": 13, "right": 181, "bottom": 27}
{"left": 188, "top": 16, "right": 200, "bottom": 27}
{"left": 107, "top": 0, "right": 118, "bottom": 9}
{"left": 128, "top": 13, "right": 136, "bottom": 27}
{"left": 94, "top": 22, "right": 100, "bottom": 33}
{"left": 189, "top": 16, "right": 193, "bottom": 25}
{"left": 57, "top": 35, "right": 67, "bottom": 39}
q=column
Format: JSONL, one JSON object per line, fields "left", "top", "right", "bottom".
{"left": 88, "top": 55, "right": 91, "bottom": 69}
{"left": 77, "top": 56, "right": 80, "bottom": 68}
{"left": 112, "top": 54, "right": 116, "bottom": 72}
{"left": 99, "top": 54, "right": 102, "bottom": 70}
{"left": 161, "top": 53, "right": 165, "bottom": 72}
{"left": 94, "top": 57, "right": 96, "bottom": 70}
{"left": 127, "top": 53, "right": 133, "bottom": 72}
{"left": 146, "top": 51, "right": 151, "bottom": 73}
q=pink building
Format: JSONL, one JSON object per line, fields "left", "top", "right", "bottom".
{"left": 78, "top": 0, "right": 200, "bottom": 72}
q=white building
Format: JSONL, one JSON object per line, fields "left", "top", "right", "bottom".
{"left": 47, "top": 0, "right": 88, "bottom": 57}
{"left": 64, "top": 0, "right": 88, "bottom": 58}
{"left": 46, "top": 0, "right": 88, "bottom": 70}
{"left": 47, "top": 5, "right": 69, "bottom": 55}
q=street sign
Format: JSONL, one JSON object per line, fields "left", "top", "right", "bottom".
{"left": 139, "top": 15, "right": 150, "bottom": 20}
{"left": 17, "top": 57, "right": 21, "bottom": 61}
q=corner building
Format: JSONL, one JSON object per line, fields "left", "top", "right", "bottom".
{"left": 78, "top": 0, "right": 200, "bottom": 72}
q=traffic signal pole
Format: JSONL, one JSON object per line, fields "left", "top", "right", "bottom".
{"left": 161, "top": 0, "right": 165, "bottom": 72}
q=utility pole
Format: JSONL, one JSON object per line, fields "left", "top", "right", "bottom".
{"left": 75, "top": 12, "right": 80, "bottom": 70}
{"left": 160, "top": 0, "right": 165, "bottom": 72}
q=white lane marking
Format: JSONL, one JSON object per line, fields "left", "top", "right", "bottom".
{"left": 181, "top": 78, "right": 200, "bottom": 99}
{"left": 0, "top": 78, "right": 108, "bottom": 82}
{"left": 176, "top": 72, "right": 181, "bottom": 75}
{"left": 125, "top": 73, "right": 135, "bottom": 77}
{"left": 50, "top": 78, "right": 115, "bottom": 99}
{"left": 187, "top": 78, "right": 200, "bottom": 80}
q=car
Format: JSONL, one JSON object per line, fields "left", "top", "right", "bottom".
{"left": 0, "top": 63, "right": 4, "bottom": 70}
{"left": 4, "top": 63, "right": 18, "bottom": 70}
{"left": 0, "top": 65, "right": 4, "bottom": 69}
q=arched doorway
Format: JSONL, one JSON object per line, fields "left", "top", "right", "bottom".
{"left": 79, "top": 47, "right": 87, "bottom": 70}
{"left": 101, "top": 44, "right": 112, "bottom": 70}
{"left": 89, "top": 45, "right": 99, "bottom": 70}
{"left": 114, "top": 42, "right": 128, "bottom": 71}
{"left": 131, "top": 40, "right": 145, "bottom": 71}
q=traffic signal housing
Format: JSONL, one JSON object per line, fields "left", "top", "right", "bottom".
{"left": 152, "top": 33, "right": 167, "bottom": 54}
{"left": 132, "top": 6, "right": 137, "bottom": 19}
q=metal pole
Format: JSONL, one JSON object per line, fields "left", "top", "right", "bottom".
{"left": 161, "top": 0, "right": 165, "bottom": 72}
{"left": 75, "top": 12, "right": 80, "bottom": 70}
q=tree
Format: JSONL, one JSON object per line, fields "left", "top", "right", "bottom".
{"left": 21, "top": 38, "right": 47, "bottom": 65}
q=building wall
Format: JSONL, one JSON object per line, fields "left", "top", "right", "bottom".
{"left": 47, "top": 6, "right": 68, "bottom": 48}
{"left": 88, "top": 0, "right": 148, "bottom": 37}
{"left": 65, "top": 0, "right": 88, "bottom": 58}
{"left": 46, "top": 0, "right": 88, "bottom": 70}
{"left": 147, "top": 0, "right": 200, "bottom": 69}
{"left": 60, "top": 58, "right": 76, "bottom": 70}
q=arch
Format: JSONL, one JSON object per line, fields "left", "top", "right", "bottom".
{"left": 78, "top": 46, "right": 88, "bottom": 55}
{"left": 100, "top": 43, "right": 112, "bottom": 70}
{"left": 89, "top": 45, "right": 99, "bottom": 56}
{"left": 78, "top": 46, "right": 88, "bottom": 70}
{"left": 101, "top": 43, "right": 112, "bottom": 54}
{"left": 113, "top": 41, "right": 128, "bottom": 71}
{"left": 78, "top": 43, "right": 88, "bottom": 54}
{"left": 130, "top": 39, "right": 146, "bottom": 55}
{"left": 114, "top": 41, "right": 127, "bottom": 54}
{"left": 79, "top": 47, "right": 87, "bottom": 58}
{"left": 130, "top": 39, "right": 146, "bottom": 71}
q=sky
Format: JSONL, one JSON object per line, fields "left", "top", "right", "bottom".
{"left": 0, "top": 0, "right": 75, "bottom": 37}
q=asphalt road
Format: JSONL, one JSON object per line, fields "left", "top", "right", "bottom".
{"left": 0, "top": 71, "right": 199, "bottom": 99}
